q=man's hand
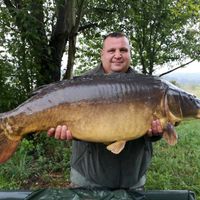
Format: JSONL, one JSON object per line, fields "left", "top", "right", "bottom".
{"left": 47, "top": 125, "right": 73, "bottom": 140}
{"left": 147, "top": 119, "right": 163, "bottom": 137}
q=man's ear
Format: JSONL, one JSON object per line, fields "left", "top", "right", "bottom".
{"left": 100, "top": 49, "right": 104, "bottom": 61}
{"left": 100, "top": 49, "right": 103, "bottom": 56}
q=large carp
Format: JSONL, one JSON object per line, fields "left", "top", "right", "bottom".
{"left": 0, "top": 73, "right": 200, "bottom": 163}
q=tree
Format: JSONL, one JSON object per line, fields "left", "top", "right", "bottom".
{"left": 0, "top": 0, "right": 97, "bottom": 112}
{"left": 0, "top": 0, "right": 199, "bottom": 107}
{"left": 75, "top": 0, "right": 200, "bottom": 75}
{"left": 128, "top": 0, "right": 200, "bottom": 75}
{"left": 1, "top": 0, "right": 87, "bottom": 85}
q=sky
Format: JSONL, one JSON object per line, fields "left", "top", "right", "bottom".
{"left": 155, "top": 60, "right": 200, "bottom": 75}
{"left": 176, "top": 61, "right": 200, "bottom": 73}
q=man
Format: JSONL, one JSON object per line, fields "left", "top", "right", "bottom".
{"left": 48, "top": 32, "right": 162, "bottom": 189}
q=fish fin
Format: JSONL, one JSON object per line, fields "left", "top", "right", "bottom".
{"left": 163, "top": 122, "right": 178, "bottom": 146}
{"left": 106, "top": 140, "right": 126, "bottom": 154}
{"left": 0, "top": 131, "right": 20, "bottom": 164}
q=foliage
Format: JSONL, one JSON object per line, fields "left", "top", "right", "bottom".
{"left": 0, "top": 134, "right": 71, "bottom": 189}
{"left": 1, "top": 139, "right": 34, "bottom": 182}
{"left": 1, "top": 0, "right": 50, "bottom": 87}
{"left": 1, "top": 0, "right": 199, "bottom": 88}
{"left": 75, "top": 0, "right": 200, "bottom": 75}
{"left": 0, "top": 60, "right": 27, "bottom": 112}
{"left": 126, "top": 0, "right": 200, "bottom": 74}
{"left": 0, "top": 0, "right": 87, "bottom": 109}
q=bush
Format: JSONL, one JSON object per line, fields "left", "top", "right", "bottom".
{"left": 0, "top": 133, "right": 71, "bottom": 189}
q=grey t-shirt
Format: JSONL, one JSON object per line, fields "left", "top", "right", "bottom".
{"left": 70, "top": 64, "right": 155, "bottom": 189}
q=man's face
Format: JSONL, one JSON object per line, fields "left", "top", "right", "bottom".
{"left": 101, "top": 36, "right": 131, "bottom": 74}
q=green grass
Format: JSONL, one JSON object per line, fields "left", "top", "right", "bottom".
{"left": 0, "top": 134, "right": 72, "bottom": 189}
{"left": 146, "top": 119, "right": 200, "bottom": 200}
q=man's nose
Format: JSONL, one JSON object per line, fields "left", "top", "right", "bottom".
{"left": 114, "top": 50, "right": 122, "bottom": 58}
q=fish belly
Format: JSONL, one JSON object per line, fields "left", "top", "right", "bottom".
{"left": 60, "top": 101, "right": 155, "bottom": 143}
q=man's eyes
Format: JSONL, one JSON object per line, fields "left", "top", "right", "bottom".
{"left": 120, "top": 49, "right": 128, "bottom": 52}
{"left": 107, "top": 49, "right": 128, "bottom": 53}
{"left": 108, "top": 49, "right": 115, "bottom": 53}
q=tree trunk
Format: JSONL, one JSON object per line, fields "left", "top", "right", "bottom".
{"left": 64, "top": 35, "right": 77, "bottom": 79}
{"left": 63, "top": 0, "right": 86, "bottom": 79}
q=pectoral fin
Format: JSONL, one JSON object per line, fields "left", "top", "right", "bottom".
{"left": 163, "top": 122, "right": 178, "bottom": 146}
{"left": 106, "top": 140, "right": 126, "bottom": 154}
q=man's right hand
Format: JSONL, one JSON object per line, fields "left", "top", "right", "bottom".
{"left": 47, "top": 125, "right": 73, "bottom": 140}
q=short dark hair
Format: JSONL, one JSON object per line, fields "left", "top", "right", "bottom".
{"left": 103, "top": 32, "right": 127, "bottom": 41}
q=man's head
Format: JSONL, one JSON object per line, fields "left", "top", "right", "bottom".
{"left": 101, "top": 32, "right": 131, "bottom": 74}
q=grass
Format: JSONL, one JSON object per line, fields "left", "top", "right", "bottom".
{"left": 0, "top": 134, "right": 71, "bottom": 190}
{"left": 146, "top": 119, "right": 200, "bottom": 200}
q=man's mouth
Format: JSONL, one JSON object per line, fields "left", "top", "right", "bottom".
{"left": 112, "top": 62, "right": 123, "bottom": 64}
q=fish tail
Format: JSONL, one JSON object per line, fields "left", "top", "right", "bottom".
{"left": 0, "top": 128, "right": 20, "bottom": 164}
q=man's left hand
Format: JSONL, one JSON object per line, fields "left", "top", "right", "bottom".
{"left": 147, "top": 119, "right": 163, "bottom": 137}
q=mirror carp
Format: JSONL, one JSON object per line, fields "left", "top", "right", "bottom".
{"left": 0, "top": 73, "right": 200, "bottom": 163}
